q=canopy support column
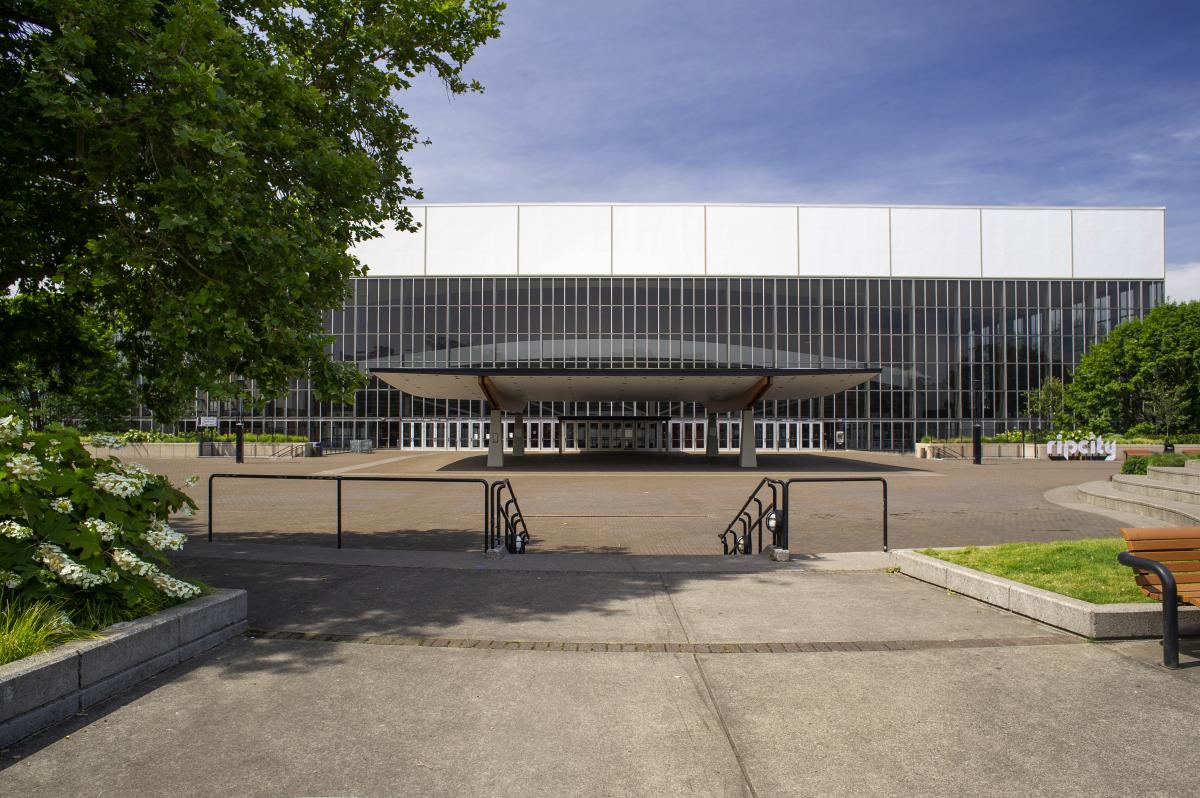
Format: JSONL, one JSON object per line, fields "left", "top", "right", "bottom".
{"left": 513, "top": 413, "right": 526, "bottom": 456}
{"left": 740, "top": 408, "right": 757, "bottom": 468}
{"left": 487, "top": 409, "right": 504, "bottom": 468}
{"left": 706, "top": 412, "right": 719, "bottom": 458}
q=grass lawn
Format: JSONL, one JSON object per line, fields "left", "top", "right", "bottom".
{"left": 919, "top": 538, "right": 1155, "bottom": 605}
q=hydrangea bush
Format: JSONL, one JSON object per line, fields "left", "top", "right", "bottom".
{"left": 0, "top": 406, "right": 200, "bottom": 618}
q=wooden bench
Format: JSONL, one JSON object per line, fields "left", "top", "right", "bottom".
{"left": 1122, "top": 448, "right": 1153, "bottom": 460}
{"left": 1118, "top": 527, "right": 1200, "bottom": 667}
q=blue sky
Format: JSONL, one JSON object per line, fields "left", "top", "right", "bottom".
{"left": 400, "top": 1, "right": 1200, "bottom": 299}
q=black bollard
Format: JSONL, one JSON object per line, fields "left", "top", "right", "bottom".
{"left": 235, "top": 422, "right": 245, "bottom": 464}
{"left": 972, "top": 424, "right": 982, "bottom": 465}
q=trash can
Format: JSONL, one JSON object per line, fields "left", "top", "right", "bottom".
{"left": 310, "top": 441, "right": 323, "bottom": 457}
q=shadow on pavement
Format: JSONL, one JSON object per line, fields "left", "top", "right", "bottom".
{"left": 434, "top": 451, "right": 927, "bottom": 474}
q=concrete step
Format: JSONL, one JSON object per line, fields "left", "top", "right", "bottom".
{"left": 1188, "top": 458, "right": 1200, "bottom": 471}
{"left": 1076, "top": 480, "right": 1200, "bottom": 527}
{"left": 1146, "top": 465, "right": 1200, "bottom": 487}
{"left": 1112, "top": 473, "right": 1200, "bottom": 506}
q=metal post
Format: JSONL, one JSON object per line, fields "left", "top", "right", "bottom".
{"left": 207, "top": 475, "right": 214, "bottom": 543}
{"left": 336, "top": 477, "right": 343, "bottom": 549}
{"left": 779, "top": 481, "right": 788, "bottom": 551}
{"left": 235, "top": 422, "right": 245, "bottom": 464}
{"left": 881, "top": 480, "right": 889, "bottom": 552}
{"left": 972, "top": 424, "right": 982, "bottom": 465}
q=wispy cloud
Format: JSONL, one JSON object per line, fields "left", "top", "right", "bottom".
{"left": 1167, "top": 262, "right": 1200, "bottom": 302}
{"left": 400, "top": 0, "right": 1200, "bottom": 263}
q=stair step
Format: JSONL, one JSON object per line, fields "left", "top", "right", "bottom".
{"left": 1112, "top": 473, "right": 1200, "bottom": 506}
{"left": 1076, "top": 480, "right": 1200, "bottom": 527}
{"left": 1146, "top": 465, "right": 1200, "bottom": 487}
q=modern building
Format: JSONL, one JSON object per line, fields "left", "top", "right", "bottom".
{"left": 176, "top": 204, "right": 1166, "bottom": 464}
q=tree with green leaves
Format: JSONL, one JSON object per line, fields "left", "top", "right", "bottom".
{"left": 1, "top": 0, "right": 503, "bottom": 422}
{"left": 1064, "top": 302, "right": 1200, "bottom": 434}
{"left": 1141, "top": 378, "right": 1192, "bottom": 446}
{"left": 1023, "top": 375, "right": 1065, "bottom": 433}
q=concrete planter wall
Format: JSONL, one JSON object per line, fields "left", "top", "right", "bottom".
{"left": 86, "top": 442, "right": 310, "bottom": 459}
{"left": 915, "top": 442, "right": 1039, "bottom": 459}
{"left": 893, "top": 550, "right": 1200, "bottom": 639}
{"left": 0, "top": 588, "right": 247, "bottom": 748}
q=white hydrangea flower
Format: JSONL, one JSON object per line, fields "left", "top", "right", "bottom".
{"left": 21, "top": 440, "right": 34, "bottom": 450}
{"left": 184, "top": 475, "right": 199, "bottom": 487}
{"left": 82, "top": 517, "right": 121, "bottom": 542}
{"left": 179, "top": 504, "right": 196, "bottom": 518}
{"left": 0, "top": 414, "right": 23, "bottom": 444}
{"left": 50, "top": 497, "right": 73, "bottom": 514}
{"left": 89, "top": 432, "right": 125, "bottom": 449}
{"left": 143, "top": 518, "right": 186, "bottom": 551}
{"left": 34, "top": 542, "right": 115, "bottom": 589}
{"left": 0, "top": 569, "right": 22, "bottom": 589}
{"left": 0, "top": 519, "right": 33, "bottom": 540}
{"left": 110, "top": 548, "right": 200, "bottom": 599}
{"left": 6, "top": 453, "right": 43, "bottom": 481}
{"left": 93, "top": 472, "right": 142, "bottom": 498}
{"left": 51, "top": 611, "right": 74, "bottom": 631}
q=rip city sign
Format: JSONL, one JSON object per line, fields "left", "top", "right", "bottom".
{"left": 1046, "top": 434, "right": 1117, "bottom": 461}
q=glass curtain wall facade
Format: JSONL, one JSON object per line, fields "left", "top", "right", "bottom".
{"left": 153, "top": 276, "right": 1163, "bottom": 451}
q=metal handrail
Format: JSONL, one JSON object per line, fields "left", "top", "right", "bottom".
{"left": 777, "top": 477, "right": 889, "bottom": 552}
{"left": 719, "top": 478, "right": 782, "bottom": 556}
{"left": 207, "top": 473, "right": 491, "bottom": 550}
{"left": 489, "top": 479, "right": 530, "bottom": 554}
{"left": 1117, "top": 552, "right": 1180, "bottom": 668}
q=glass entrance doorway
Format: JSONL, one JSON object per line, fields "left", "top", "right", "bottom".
{"left": 562, "top": 419, "right": 664, "bottom": 451}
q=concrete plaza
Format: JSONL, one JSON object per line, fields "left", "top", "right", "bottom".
{"left": 2, "top": 450, "right": 1196, "bottom": 796}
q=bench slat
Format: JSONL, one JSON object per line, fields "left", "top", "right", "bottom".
{"left": 1121, "top": 527, "right": 1200, "bottom": 541}
{"left": 1125, "top": 539, "right": 1200, "bottom": 552}
{"left": 1122, "top": 550, "right": 1200, "bottom": 562}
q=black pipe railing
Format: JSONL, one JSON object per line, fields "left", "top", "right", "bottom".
{"left": 489, "top": 479, "right": 530, "bottom": 554}
{"left": 778, "top": 477, "right": 889, "bottom": 553}
{"left": 720, "top": 476, "right": 889, "bottom": 555}
{"left": 1117, "top": 552, "right": 1180, "bottom": 668}
{"left": 719, "top": 478, "right": 783, "bottom": 555}
{"left": 207, "top": 473, "right": 492, "bottom": 550}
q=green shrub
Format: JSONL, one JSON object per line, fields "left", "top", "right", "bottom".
{"left": 1, "top": 406, "right": 201, "bottom": 629}
{"left": 1121, "top": 456, "right": 1148, "bottom": 475}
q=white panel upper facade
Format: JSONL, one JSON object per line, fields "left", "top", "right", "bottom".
{"left": 982, "top": 209, "right": 1072, "bottom": 278}
{"left": 518, "top": 205, "right": 610, "bottom": 275}
{"left": 612, "top": 205, "right": 705, "bottom": 275}
{"left": 890, "top": 208, "right": 982, "bottom": 277}
{"left": 1072, "top": 209, "right": 1165, "bottom": 279}
{"left": 425, "top": 205, "right": 517, "bottom": 276}
{"left": 798, "top": 207, "right": 890, "bottom": 276}
{"left": 354, "top": 203, "right": 1165, "bottom": 280}
{"left": 705, "top": 205, "right": 798, "bottom": 275}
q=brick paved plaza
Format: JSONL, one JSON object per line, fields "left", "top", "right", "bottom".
{"left": 164, "top": 449, "right": 1125, "bottom": 555}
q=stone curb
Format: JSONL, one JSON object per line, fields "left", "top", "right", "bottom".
{"left": 0, "top": 588, "right": 247, "bottom": 749}
{"left": 893, "top": 549, "right": 1200, "bottom": 639}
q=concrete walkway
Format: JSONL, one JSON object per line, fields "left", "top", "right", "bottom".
{"left": 2, "top": 546, "right": 1197, "bottom": 797}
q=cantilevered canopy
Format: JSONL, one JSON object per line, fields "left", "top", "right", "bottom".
{"left": 370, "top": 367, "right": 880, "bottom": 413}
